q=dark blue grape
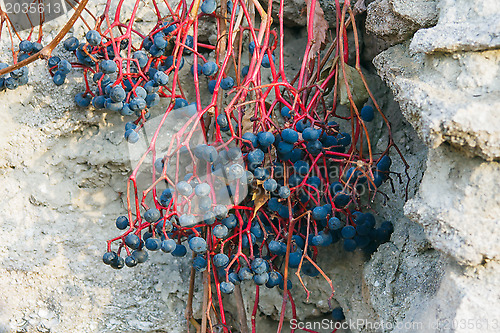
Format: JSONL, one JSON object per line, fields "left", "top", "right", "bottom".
{"left": 153, "top": 33, "right": 167, "bottom": 49}
{"left": 202, "top": 61, "right": 219, "bottom": 76}
{"left": 207, "top": 79, "right": 217, "bottom": 94}
{"left": 145, "top": 93, "right": 160, "bottom": 107}
{"left": 266, "top": 271, "right": 283, "bottom": 288}
{"left": 145, "top": 237, "right": 161, "bottom": 251}
{"left": 110, "top": 85, "right": 126, "bottom": 102}
{"left": 278, "top": 279, "right": 293, "bottom": 290}
{"left": 261, "top": 53, "right": 274, "bottom": 68}
{"left": 63, "top": 37, "right": 79, "bottom": 51}
{"left": 253, "top": 272, "right": 269, "bottom": 285}
{"left": 294, "top": 161, "right": 309, "bottom": 176}
{"left": 213, "top": 205, "right": 228, "bottom": 219}
{"left": 238, "top": 267, "right": 253, "bottom": 280}
{"left": 328, "top": 217, "right": 343, "bottom": 230}
{"left": 228, "top": 272, "right": 240, "bottom": 285}
{"left": 189, "top": 237, "right": 207, "bottom": 253}
{"left": 377, "top": 155, "right": 392, "bottom": 171}
{"left": 281, "top": 106, "right": 292, "bottom": 118}
{"left": 132, "top": 249, "right": 149, "bottom": 263}
{"left": 153, "top": 71, "right": 169, "bottom": 86}
{"left": 75, "top": 92, "right": 92, "bottom": 107}
{"left": 92, "top": 95, "right": 106, "bottom": 109}
{"left": 125, "top": 256, "right": 138, "bottom": 267}
{"left": 86, "top": 30, "right": 101, "bottom": 46}
{"left": 57, "top": 60, "right": 72, "bottom": 75}
{"left": 337, "top": 132, "right": 351, "bottom": 146}
{"left": 288, "top": 251, "right": 302, "bottom": 268}
{"left": 312, "top": 206, "right": 328, "bottom": 221}
{"left": 47, "top": 56, "right": 60, "bottom": 68}
{"left": 101, "top": 60, "right": 117, "bottom": 74}
{"left": 19, "top": 40, "right": 33, "bottom": 53}
{"left": 247, "top": 149, "right": 265, "bottom": 167}
{"left": 195, "top": 183, "right": 211, "bottom": 197}
{"left": 331, "top": 307, "right": 345, "bottom": 321}
{"left": 249, "top": 41, "right": 256, "bottom": 54}
{"left": 213, "top": 253, "right": 229, "bottom": 268}
{"left": 213, "top": 224, "right": 229, "bottom": 238}
{"left": 221, "top": 77, "right": 234, "bottom": 90}
{"left": 296, "top": 119, "right": 311, "bottom": 132}
{"left": 176, "top": 181, "right": 193, "bottom": 196}
{"left": 172, "top": 244, "right": 188, "bottom": 257}
{"left": 263, "top": 178, "right": 278, "bottom": 192}
{"left": 220, "top": 281, "right": 234, "bottom": 294}
{"left": 193, "top": 256, "right": 207, "bottom": 272}
{"left": 161, "top": 239, "right": 176, "bottom": 253}
{"left": 302, "top": 128, "right": 321, "bottom": 141}
{"left": 103, "top": 251, "right": 117, "bottom": 265}
{"left": 306, "top": 140, "right": 323, "bottom": 155}
{"left": 360, "top": 105, "right": 375, "bottom": 122}
{"left": 116, "top": 216, "right": 129, "bottom": 230}
{"left": 251, "top": 258, "right": 267, "bottom": 274}
{"left": 125, "top": 233, "right": 141, "bottom": 249}
{"left": 253, "top": 167, "right": 269, "bottom": 180}
{"left": 222, "top": 214, "right": 238, "bottom": 229}
{"left": 333, "top": 192, "right": 350, "bottom": 208}
{"left": 144, "top": 208, "right": 161, "bottom": 223}
{"left": 242, "top": 65, "right": 249, "bottom": 77}
{"left": 216, "top": 114, "right": 229, "bottom": 128}
{"left": 341, "top": 226, "right": 356, "bottom": 239}
{"left": 277, "top": 141, "right": 294, "bottom": 155}
{"left": 110, "top": 256, "right": 125, "bottom": 269}
{"left": 281, "top": 129, "right": 298, "bottom": 143}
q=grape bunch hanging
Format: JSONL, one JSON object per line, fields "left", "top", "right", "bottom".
{"left": 0, "top": 0, "right": 407, "bottom": 332}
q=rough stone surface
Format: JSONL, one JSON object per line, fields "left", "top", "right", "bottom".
{"left": 366, "top": 0, "right": 420, "bottom": 46}
{"left": 374, "top": 44, "right": 500, "bottom": 161}
{"left": 410, "top": 0, "right": 500, "bottom": 53}
{"left": 405, "top": 145, "right": 500, "bottom": 265}
{"left": 390, "top": 0, "right": 439, "bottom": 27}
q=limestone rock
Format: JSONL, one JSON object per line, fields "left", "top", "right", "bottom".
{"left": 390, "top": 0, "right": 439, "bottom": 27}
{"left": 410, "top": 0, "right": 500, "bottom": 53}
{"left": 366, "top": 0, "right": 420, "bottom": 46}
{"left": 405, "top": 145, "right": 500, "bottom": 265}
{"left": 374, "top": 44, "right": 500, "bottom": 160}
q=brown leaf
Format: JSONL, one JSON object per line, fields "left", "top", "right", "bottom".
{"left": 241, "top": 106, "right": 254, "bottom": 134}
{"left": 306, "top": 0, "right": 329, "bottom": 62}
{"left": 251, "top": 187, "right": 269, "bottom": 220}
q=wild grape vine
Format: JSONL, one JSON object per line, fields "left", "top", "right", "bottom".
{"left": 0, "top": 0, "right": 409, "bottom": 332}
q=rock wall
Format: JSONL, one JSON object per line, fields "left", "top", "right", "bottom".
{"left": 368, "top": 0, "right": 500, "bottom": 331}
{"left": 0, "top": 0, "right": 498, "bottom": 332}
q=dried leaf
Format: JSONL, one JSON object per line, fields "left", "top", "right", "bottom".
{"left": 306, "top": 0, "right": 328, "bottom": 62}
{"left": 251, "top": 187, "right": 269, "bottom": 220}
{"left": 242, "top": 105, "right": 254, "bottom": 134}
{"left": 338, "top": 63, "right": 369, "bottom": 107}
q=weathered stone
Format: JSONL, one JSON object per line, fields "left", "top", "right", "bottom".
{"left": 405, "top": 145, "right": 500, "bottom": 265}
{"left": 366, "top": 0, "right": 420, "bottom": 45}
{"left": 390, "top": 0, "right": 439, "bottom": 27}
{"left": 374, "top": 44, "right": 500, "bottom": 160}
{"left": 410, "top": 0, "right": 500, "bottom": 53}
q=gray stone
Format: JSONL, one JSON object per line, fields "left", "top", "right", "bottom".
{"left": 374, "top": 44, "right": 500, "bottom": 161}
{"left": 410, "top": 0, "right": 500, "bottom": 53}
{"left": 405, "top": 145, "right": 500, "bottom": 265}
{"left": 366, "top": 0, "right": 420, "bottom": 45}
{"left": 390, "top": 0, "right": 439, "bottom": 27}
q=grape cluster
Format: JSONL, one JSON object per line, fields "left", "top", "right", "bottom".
{"left": 0, "top": 0, "right": 404, "bottom": 329}
{"left": 0, "top": 40, "right": 42, "bottom": 91}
